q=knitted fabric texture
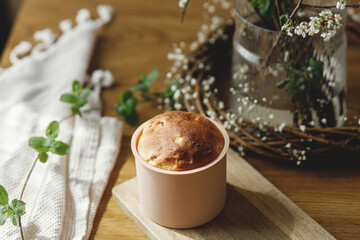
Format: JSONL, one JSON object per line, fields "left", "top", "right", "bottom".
{"left": 0, "top": 5, "right": 122, "bottom": 239}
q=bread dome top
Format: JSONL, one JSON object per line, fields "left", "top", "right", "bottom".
{"left": 137, "top": 111, "right": 224, "bottom": 171}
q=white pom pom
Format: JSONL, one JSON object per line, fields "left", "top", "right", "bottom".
{"left": 102, "top": 70, "right": 114, "bottom": 87}
{"left": 97, "top": 5, "right": 114, "bottom": 23}
{"left": 59, "top": 19, "right": 72, "bottom": 32}
{"left": 91, "top": 70, "right": 103, "bottom": 85}
{"left": 33, "top": 28, "right": 57, "bottom": 46}
{"left": 9, "top": 41, "right": 32, "bottom": 64}
{"left": 14, "top": 41, "right": 32, "bottom": 55}
{"left": 91, "top": 69, "right": 114, "bottom": 88}
{"left": 76, "top": 8, "right": 91, "bottom": 24}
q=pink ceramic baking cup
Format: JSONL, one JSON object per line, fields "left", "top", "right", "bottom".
{"left": 131, "top": 117, "right": 229, "bottom": 229}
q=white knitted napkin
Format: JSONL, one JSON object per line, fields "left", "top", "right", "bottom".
{"left": 0, "top": 5, "right": 123, "bottom": 239}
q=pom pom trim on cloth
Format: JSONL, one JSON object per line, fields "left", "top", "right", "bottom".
{"left": 5, "top": 5, "right": 114, "bottom": 67}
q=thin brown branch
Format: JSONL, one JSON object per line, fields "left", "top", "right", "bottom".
{"left": 305, "top": 128, "right": 359, "bottom": 136}
{"left": 216, "top": 106, "right": 282, "bottom": 155}
{"left": 284, "top": 127, "right": 360, "bottom": 152}
{"left": 180, "top": 0, "right": 190, "bottom": 24}
{"left": 275, "top": 0, "right": 282, "bottom": 26}
{"left": 301, "top": 3, "right": 360, "bottom": 9}
{"left": 203, "top": 99, "right": 282, "bottom": 159}
{"left": 264, "top": 0, "right": 304, "bottom": 65}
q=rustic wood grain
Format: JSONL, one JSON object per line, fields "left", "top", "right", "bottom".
{"left": 0, "top": 0, "right": 359, "bottom": 239}
{"left": 113, "top": 149, "right": 335, "bottom": 240}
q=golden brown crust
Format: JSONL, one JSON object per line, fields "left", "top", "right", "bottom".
{"left": 137, "top": 111, "right": 224, "bottom": 171}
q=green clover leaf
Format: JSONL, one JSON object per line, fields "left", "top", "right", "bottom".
{"left": 10, "top": 199, "right": 26, "bottom": 217}
{"left": 0, "top": 185, "right": 9, "bottom": 206}
{"left": 0, "top": 205, "right": 8, "bottom": 225}
{"left": 39, "top": 152, "right": 49, "bottom": 163}
{"left": 29, "top": 137, "right": 47, "bottom": 153}
{"left": 60, "top": 80, "right": 91, "bottom": 117}
{"left": 29, "top": 121, "right": 70, "bottom": 163}
{"left": 60, "top": 94, "right": 78, "bottom": 104}
{"left": 49, "top": 141, "right": 70, "bottom": 155}
{"left": 0, "top": 186, "right": 26, "bottom": 226}
{"left": 72, "top": 80, "right": 83, "bottom": 95}
{"left": 46, "top": 121, "right": 59, "bottom": 139}
{"left": 10, "top": 214, "right": 18, "bottom": 226}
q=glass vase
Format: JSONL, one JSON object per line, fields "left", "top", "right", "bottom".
{"left": 230, "top": 0, "right": 347, "bottom": 127}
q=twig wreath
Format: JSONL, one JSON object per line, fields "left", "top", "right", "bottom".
{"left": 162, "top": 0, "right": 360, "bottom": 164}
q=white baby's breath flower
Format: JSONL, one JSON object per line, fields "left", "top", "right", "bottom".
{"left": 295, "top": 22, "right": 308, "bottom": 38}
{"left": 286, "top": 30, "right": 293, "bottom": 37}
{"left": 179, "top": 0, "right": 188, "bottom": 8}
{"left": 281, "top": 22, "right": 295, "bottom": 37}
{"left": 321, "top": 30, "right": 337, "bottom": 41}
{"left": 327, "top": 19, "right": 334, "bottom": 29}
{"left": 334, "top": 13, "right": 342, "bottom": 27}
{"left": 319, "top": 10, "right": 332, "bottom": 20}
{"left": 170, "top": 85, "right": 177, "bottom": 92}
{"left": 174, "top": 102, "right": 182, "bottom": 110}
{"left": 336, "top": 0, "right": 345, "bottom": 10}
{"left": 278, "top": 123, "right": 286, "bottom": 133}
{"left": 299, "top": 125, "right": 306, "bottom": 132}
{"left": 309, "top": 17, "right": 321, "bottom": 35}
{"left": 218, "top": 101, "right": 224, "bottom": 109}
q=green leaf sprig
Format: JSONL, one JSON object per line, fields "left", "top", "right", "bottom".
{"left": 116, "top": 69, "right": 159, "bottom": 126}
{"left": 60, "top": 80, "right": 91, "bottom": 117}
{"left": 59, "top": 70, "right": 178, "bottom": 126}
{"left": 0, "top": 185, "right": 26, "bottom": 226}
{"left": 156, "top": 77, "right": 179, "bottom": 99}
{"left": 29, "top": 121, "right": 70, "bottom": 163}
{"left": 277, "top": 58, "right": 323, "bottom": 103}
{"left": 131, "top": 69, "right": 159, "bottom": 100}
{"left": 250, "top": 0, "right": 276, "bottom": 18}
{"left": 116, "top": 90, "right": 139, "bottom": 126}
{"left": 116, "top": 69, "right": 179, "bottom": 126}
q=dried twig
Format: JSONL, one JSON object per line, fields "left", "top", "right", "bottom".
{"left": 180, "top": 0, "right": 190, "bottom": 24}
{"left": 264, "top": 0, "right": 304, "bottom": 65}
{"left": 301, "top": 3, "right": 360, "bottom": 9}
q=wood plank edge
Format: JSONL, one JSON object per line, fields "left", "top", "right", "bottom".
{"left": 112, "top": 182, "right": 159, "bottom": 240}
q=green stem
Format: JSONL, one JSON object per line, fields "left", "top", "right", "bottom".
{"left": 18, "top": 155, "right": 39, "bottom": 240}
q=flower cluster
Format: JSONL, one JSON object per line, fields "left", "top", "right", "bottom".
{"left": 336, "top": 0, "right": 346, "bottom": 10}
{"left": 281, "top": 10, "right": 342, "bottom": 41}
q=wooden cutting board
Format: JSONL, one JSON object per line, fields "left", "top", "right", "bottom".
{"left": 112, "top": 149, "right": 335, "bottom": 240}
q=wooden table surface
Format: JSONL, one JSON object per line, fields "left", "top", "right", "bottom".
{"left": 1, "top": 0, "right": 359, "bottom": 239}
